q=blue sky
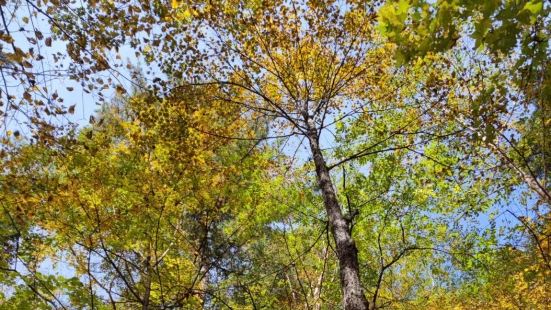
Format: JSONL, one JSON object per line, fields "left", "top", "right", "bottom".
{"left": 0, "top": 1, "right": 546, "bottom": 305}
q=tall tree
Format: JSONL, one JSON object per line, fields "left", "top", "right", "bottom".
{"left": 379, "top": 0, "right": 550, "bottom": 269}
{"left": 0, "top": 86, "right": 281, "bottom": 308}
{"left": 1, "top": 1, "right": 547, "bottom": 309}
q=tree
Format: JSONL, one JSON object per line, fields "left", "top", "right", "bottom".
{"left": 1, "top": 0, "right": 548, "bottom": 309}
{"left": 379, "top": 0, "right": 550, "bottom": 270}
{"left": 0, "top": 85, "right": 284, "bottom": 308}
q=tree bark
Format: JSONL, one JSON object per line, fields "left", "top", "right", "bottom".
{"left": 306, "top": 128, "right": 369, "bottom": 310}
{"left": 142, "top": 255, "right": 151, "bottom": 310}
{"left": 313, "top": 245, "right": 329, "bottom": 310}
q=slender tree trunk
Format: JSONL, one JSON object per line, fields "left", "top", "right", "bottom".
{"left": 142, "top": 255, "right": 151, "bottom": 310}
{"left": 286, "top": 272, "right": 298, "bottom": 305}
{"left": 489, "top": 142, "right": 551, "bottom": 205}
{"left": 200, "top": 264, "right": 211, "bottom": 309}
{"left": 306, "top": 128, "right": 369, "bottom": 310}
{"left": 313, "top": 245, "right": 329, "bottom": 310}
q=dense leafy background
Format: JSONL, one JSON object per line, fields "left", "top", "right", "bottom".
{"left": 0, "top": 0, "right": 548, "bottom": 309}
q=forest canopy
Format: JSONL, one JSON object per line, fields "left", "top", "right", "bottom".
{"left": 0, "top": 0, "right": 549, "bottom": 309}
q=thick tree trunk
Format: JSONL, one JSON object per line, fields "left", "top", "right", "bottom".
{"left": 306, "top": 129, "right": 369, "bottom": 310}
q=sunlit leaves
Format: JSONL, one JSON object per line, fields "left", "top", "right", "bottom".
{"left": 0, "top": 1, "right": 548, "bottom": 309}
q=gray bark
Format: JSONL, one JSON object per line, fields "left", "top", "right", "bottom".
{"left": 306, "top": 128, "right": 370, "bottom": 310}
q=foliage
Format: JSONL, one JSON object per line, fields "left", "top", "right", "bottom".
{"left": 0, "top": 0, "right": 549, "bottom": 309}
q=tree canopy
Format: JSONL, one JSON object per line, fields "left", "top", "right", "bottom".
{"left": 0, "top": 0, "right": 549, "bottom": 309}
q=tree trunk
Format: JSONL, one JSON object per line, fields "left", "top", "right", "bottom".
{"left": 142, "top": 255, "right": 151, "bottom": 310}
{"left": 306, "top": 129, "right": 369, "bottom": 310}
{"left": 313, "top": 245, "right": 329, "bottom": 310}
